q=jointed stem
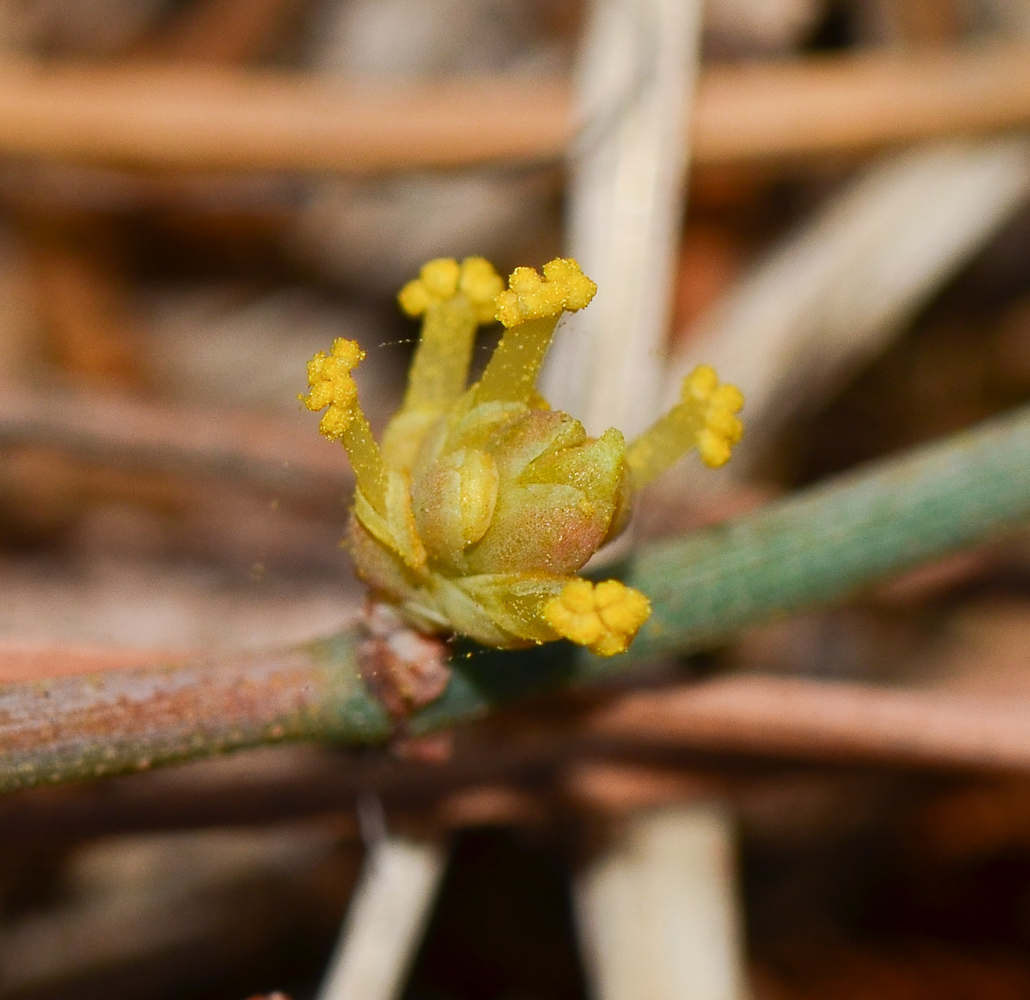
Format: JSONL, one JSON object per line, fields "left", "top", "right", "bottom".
{"left": 3, "top": 402, "right": 1030, "bottom": 791}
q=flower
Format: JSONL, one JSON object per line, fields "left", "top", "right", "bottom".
{"left": 302, "top": 256, "right": 743, "bottom": 655}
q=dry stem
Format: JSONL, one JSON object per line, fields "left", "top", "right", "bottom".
{"left": 1, "top": 44, "right": 1030, "bottom": 172}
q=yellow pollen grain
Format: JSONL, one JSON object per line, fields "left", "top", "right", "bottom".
{"left": 544, "top": 578, "right": 651, "bottom": 656}
{"left": 494, "top": 258, "right": 597, "bottom": 328}
{"left": 398, "top": 256, "right": 503, "bottom": 324}
{"left": 301, "top": 338, "right": 364, "bottom": 441}
{"left": 683, "top": 364, "right": 719, "bottom": 402}
{"left": 459, "top": 256, "right": 505, "bottom": 322}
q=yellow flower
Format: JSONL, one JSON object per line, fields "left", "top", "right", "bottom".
{"left": 302, "top": 256, "right": 743, "bottom": 656}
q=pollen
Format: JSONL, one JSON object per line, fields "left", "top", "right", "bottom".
{"left": 459, "top": 257, "right": 507, "bottom": 323}
{"left": 544, "top": 578, "right": 652, "bottom": 657}
{"left": 399, "top": 256, "right": 503, "bottom": 324}
{"left": 494, "top": 258, "right": 597, "bottom": 327}
{"left": 683, "top": 365, "right": 745, "bottom": 468}
{"left": 301, "top": 337, "right": 363, "bottom": 441}
{"left": 625, "top": 364, "right": 745, "bottom": 486}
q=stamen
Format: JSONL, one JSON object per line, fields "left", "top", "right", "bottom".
{"left": 396, "top": 258, "right": 503, "bottom": 414}
{"left": 543, "top": 578, "right": 651, "bottom": 656}
{"left": 474, "top": 258, "right": 596, "bottom": 405}
{"left": 301, "top": 337, "right": 388, "bottom": 514}
{"left": 625, "top": 365, "right": 744, "bottom": 488}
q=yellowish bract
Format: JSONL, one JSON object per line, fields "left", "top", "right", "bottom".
{"left": 301, "top": 256, "right": 743, "bottom": 656}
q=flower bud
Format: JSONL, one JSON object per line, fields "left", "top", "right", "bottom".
{"left": 412, "top": 448, "right": 499, "bottom": 564}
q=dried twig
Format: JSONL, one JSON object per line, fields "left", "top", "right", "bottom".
{"left": 559, "top": 8, "right": 749, "bottom": 998}
{"left": 576, "top": 805, "right": 746, "bottom": 1000}
{"left": 316, "top": 836, "right": 446, "bottom": 1000}
{"left": 546, "top": 0, "right": 702, "bottom": 438}
{"left": 584, "top": 675, "right": 1030, "bottom": 772}
{"left": 136, "top": 0, "right": 305, "bottom": 64}
{"left": 0, "top": 387, "right": 350, "bottom": 501}
{"left": 2, "top": 44, "right": 1030, "bottom": 173}
{"left": 667, "top": 138, "right": 1030, "bottom": 470}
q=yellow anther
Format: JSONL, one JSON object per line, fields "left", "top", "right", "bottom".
{"left": 544, "top": 578, "right": 651, "bottom": 657}
{"left": 494, "top": 257, "right": 597, "bottom": 328}
{"left": 688, "top": 367, "right": 744, "bottom": 469}
{"left": 697, "top": 430, "right": 731, "bottom": 468}
{"left": 713, "top": 383, "right": 744, "bottom": 411}
{"left": 459, "top": 257, "right": 505, "bottom": 323}
{"left": 625, "top": 364, "right": 744, "bottom": 485}
{"left": 398, "top": 258, "right": 459, "bottom": 317}
{"left": 542, "top": 257, "right": 596, "bottom": 310}
{"left": 397, "top": 278, "right": 433, "bottom": 318}
{"left": 301, "top": 338, "right": 364, "bottom": 441}
{"left": 706, "top": 408, "right": 742, "bottom": 439}
{"left": 422, "top": 258, "right": 461, "bottom": 297}
{"left": 682, "top": 364, "right": 719, "bottom": 403}
{"left": 301, "top": 337, "right": 389, "bottom": 512}
{"left": 398, "top": 257, "right": 502, "bottom": 323}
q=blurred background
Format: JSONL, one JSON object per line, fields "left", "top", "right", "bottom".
{"left": 4, "top": 0, "right": 1030, "bottom": 997}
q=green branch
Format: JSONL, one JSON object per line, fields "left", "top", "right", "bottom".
{"left": 3, "top": 404, "right": 1030, "bottom": 792}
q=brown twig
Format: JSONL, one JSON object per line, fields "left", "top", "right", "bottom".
{"left": 585, "top": 675, "right": 1030, "bottom": 772}
{"left": 20, "top": 211, "right": 147, "bottom": 388}
{"left": 0, "top": 644, "right": 183, "bottom": 683}
{"left": 0, "top": 386, "right": 350, "bottom": 502}
{"left": 135, "top": 0, "right": 305, "bottom": 64}
{"left": 692, "top": 42, "right": 1030, "bottom": 162}
{"left": 1, "top": 44, "right": 1030, "bottom": 173}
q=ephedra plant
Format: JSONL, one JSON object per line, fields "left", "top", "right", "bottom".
{"left": 2, "top": 256, "right": 1030, "bottom": 789}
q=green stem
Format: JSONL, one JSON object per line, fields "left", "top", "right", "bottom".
{"left": 627, "top": 401, "right": 1030, "bottom": 660}
{"left": 3, "top": 404, "right": 1030, "bottom": 791}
